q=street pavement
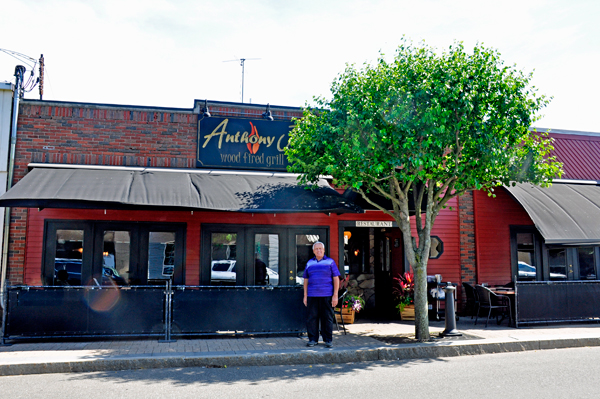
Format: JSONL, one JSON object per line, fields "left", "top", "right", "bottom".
{"left": 2, "top": 317, "right": 600, "bottom": 376}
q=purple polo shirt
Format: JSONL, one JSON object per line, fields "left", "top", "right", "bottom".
{"left": 303, "top": 255, "right": 341, "bottom": 297}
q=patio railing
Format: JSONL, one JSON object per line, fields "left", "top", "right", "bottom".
{"left": 515, "top": 280, "right": 600, "bottom": 327}
{"left": 1, "top": 284, "right": 306, "bottom": 342}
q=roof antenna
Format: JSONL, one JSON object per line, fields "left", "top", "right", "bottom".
{"left": 223, "top": 57, "right": 260, "bottom": 103}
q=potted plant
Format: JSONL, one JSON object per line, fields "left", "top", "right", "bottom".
{"left": 336, "top": 294, "right": 365, "bottom": 324}
{"left": 393, "top": 271, "right": 415, "bottom": 320}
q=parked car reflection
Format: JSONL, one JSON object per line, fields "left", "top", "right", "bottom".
{"left": 518, "top": 261, "right": 567, "bottom": 280}
{"left": 210, "top": 260, "right": 280, "bottom": 285}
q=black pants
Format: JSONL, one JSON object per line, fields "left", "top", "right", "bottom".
{"left": 306, "top": 296, "right": 334, "bottom": 343}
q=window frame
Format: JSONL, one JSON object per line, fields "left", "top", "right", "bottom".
{"left": 201, "top": 224, "right": 329, "bottom": 286}
{"left": 43, "top": 220, "right": 186, "bottom": 286}
{"left": 510, "top": 225, "right": 543, "bottom": 281}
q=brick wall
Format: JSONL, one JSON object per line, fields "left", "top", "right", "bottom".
{"left": 458, "top": 191, "right": 477, "bottom": 285}
{"left": 458, "top": 191, "right": 476, "bottom": 311}
{"left": 8, "top": 101, "right": 199, "bottom": 283}
{"left": 14, "top": 102, "right": 199, "bottom": 182}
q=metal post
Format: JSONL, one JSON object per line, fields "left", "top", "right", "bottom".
{"left": 0, "top": 281, "right": 9, "bottom": 346}
{"left": 159, "top": 279, "right": 176, "bottom": 343}
{"left": 440, "top": 283, "right": 462, "bottom": 337}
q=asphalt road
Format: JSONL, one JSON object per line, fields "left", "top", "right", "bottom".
{"left": 2, "top": 346, "right": 599, "bottom": 398}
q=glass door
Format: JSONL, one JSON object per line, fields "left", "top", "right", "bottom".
{"left": 290, "top": 228, "right": 328, "bottom": 286}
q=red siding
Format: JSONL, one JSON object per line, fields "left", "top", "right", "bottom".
{"left": 427, "top": 198, "right": 461, "bottom": 284}
{"left": 337, "top": 198, "right": 461, "bottom": 284}
{"left": 474, "top": 188, "right": 533, "bottom": 285}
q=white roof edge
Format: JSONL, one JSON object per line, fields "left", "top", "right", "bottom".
{"left": 26, "top": 163, "right": 305, "bottom": 178}
{"left": 552, "top": 179, "right": 600, "bottom": 185}
{"left": 531, "top": 127, "right": 600, "bottom": 137}
{"left": 512, "top": 179, "right": 600, "bottom": 186}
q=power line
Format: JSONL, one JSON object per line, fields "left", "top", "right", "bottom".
{"left": 0, "top": 49, "right": 44, "bottom": 99}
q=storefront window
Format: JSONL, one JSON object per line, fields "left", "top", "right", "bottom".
{"left": 103, "top": 230, "right": 130, "bottom": 285}
{"left": 517, "top": 233, "right": 537, "bottom": 281}
{"left": 211, "top": 233, "right": 237, "bottom": 285}
{"left": 54, "top": 229, "right": 83, "bottom": 286}
{"left": 549, "top": 248, "right": 568, "bottom": 281}
{"left": 254, "top": 234, "right": 279, "bottom": 285}
{"left": 295, "top": 234, "right": 320, "bottom": 285}
{"left": 578, "top": 247, "right": 596, "bottom": 280}
{"left": 147, "top": 232, "right": 175, "bottom": 281}
{"left": 45, "top": 221, "right": 185, "bottom": 286}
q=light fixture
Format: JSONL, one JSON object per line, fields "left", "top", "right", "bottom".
{"left": 202, "top": 99, "right": 211, "bottom": 118}
{"left": 354, "top": 249, "right": 360, "bottom": 256}
{"left": 262, "top": 103, "right": 274, "bottom": 121}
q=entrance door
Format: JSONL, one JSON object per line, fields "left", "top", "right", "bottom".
{"left": 374, "top": 228, "right": 404, "bottom": 319}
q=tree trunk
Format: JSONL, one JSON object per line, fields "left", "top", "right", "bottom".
{"left": 396, "top": 216, "right": 431, "bottom": 342}
{"left": 413, "top": 260, "right": 430, "bottom": 341}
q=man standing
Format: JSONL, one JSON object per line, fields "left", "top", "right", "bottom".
{"left": 303, "top": 241, "right": 340, "bottom": 348}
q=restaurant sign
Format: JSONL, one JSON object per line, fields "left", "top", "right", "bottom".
{"left": 197, "top": 117, "right": 293, "bottom": 171}
{"left": 355, "top": 221, "right": 395, "bottom": 227}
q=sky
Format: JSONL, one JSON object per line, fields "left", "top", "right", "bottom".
{"left": 1, "top": 0, "right": 598, "bottom": 133}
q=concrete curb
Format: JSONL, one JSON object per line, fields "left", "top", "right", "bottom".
{"left": 2, "top": 337, "right": 600, "bottom": 376}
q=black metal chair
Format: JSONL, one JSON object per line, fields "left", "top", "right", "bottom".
{"left": 334, "top": 289, "right": 348, "bottom": 335}
{"left": 474, "top": 285, "right": 512, "bottom": 327}
{"left": 462, "top": 282, "right": 479, "bottom": 319}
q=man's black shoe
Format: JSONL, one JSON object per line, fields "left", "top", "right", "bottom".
{"left": 325, "top": 342, "right": 333, "bottom": 348}
{"left": 307, "top": 341, "right": 317, "bottom": 347}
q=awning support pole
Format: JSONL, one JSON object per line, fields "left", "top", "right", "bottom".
{"left": 159, "top": 279, "right": 176, "bottom": 343}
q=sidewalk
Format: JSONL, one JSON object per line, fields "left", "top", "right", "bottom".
{"left": 2, "top": 318, "right": 600, "bottom": 376}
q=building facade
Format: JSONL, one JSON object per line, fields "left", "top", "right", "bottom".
{"left": 2, "top": 97, "right": 600, "bottom": 338}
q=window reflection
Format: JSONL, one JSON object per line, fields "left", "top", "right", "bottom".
{"left": 578, "top": 247, "right": 596, "bottom": 280}
{"left": 549, "top": 249, "right": 568, "bottom": 280}
{"left": 211, "top": 233, "right": 237, "bottom": 286}
{"left": 54, "top": 229, "right": 83, "bottom": 286}
{"left": 148, "top": 232, "right": 176, "bottom": 281}
{"left": 254, "top": 234, "right": 279, "bottom": 286}
{"left": 517, "top": 233, "right": 536, "bottom": 281}
{"left": 295, "top": 234, "right": 320, "bottom": 285}
{"left": 103, "top": 231, "right": 130, "bottom": 286}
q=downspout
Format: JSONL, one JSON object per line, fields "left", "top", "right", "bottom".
{"left": 1, "top": 66, "right": 25, "bottom": 321}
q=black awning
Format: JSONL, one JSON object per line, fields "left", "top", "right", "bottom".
{"left": 505, "top": 181, "right": 600, "bottom": 245}
{"left": 0, "top": 166, "right": 364, "bottom": 214}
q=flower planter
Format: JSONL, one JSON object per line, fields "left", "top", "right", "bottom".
{"left": 335, "top": 307, "right": 355, "bottom": 324}
{"left": 400, "top": 304, "right": 415, "bottom": 321}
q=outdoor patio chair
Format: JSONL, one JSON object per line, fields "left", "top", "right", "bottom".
{"left": 334, "top": 288, "right": 348, "bottom": 335}
{"left": 462, "top": 282, "right": 478, "bottom": 319}
{"left": 474, "top": 285, "right": 512, "bottom": 327}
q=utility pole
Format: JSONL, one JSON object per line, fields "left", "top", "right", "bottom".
{"left": 39, "top": 54, "right": 44, "bottom": 100}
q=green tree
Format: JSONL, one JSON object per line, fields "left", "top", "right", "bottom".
{"left": 286, "top": 40, "right": 562, "bottom": 341}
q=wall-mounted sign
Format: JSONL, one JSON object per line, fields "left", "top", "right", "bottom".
{"left": 197, "top": 117, "right": 293, "bottom": 171}
{"left": 355, "top": 221, "right": 394, "bottom": 227}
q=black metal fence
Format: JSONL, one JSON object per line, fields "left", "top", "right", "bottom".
{"left": 2, "top": 284, "right": 306, "bottom": 341}
{"left": 516, "top": 281, "right": 600, "bottom": 327}
{"left": 172, "top": 286, "right": 306, "bottom": 335}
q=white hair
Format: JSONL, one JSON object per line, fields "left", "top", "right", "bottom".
{"left": 312, "top": 241, "right": 325, "bottom": 250}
